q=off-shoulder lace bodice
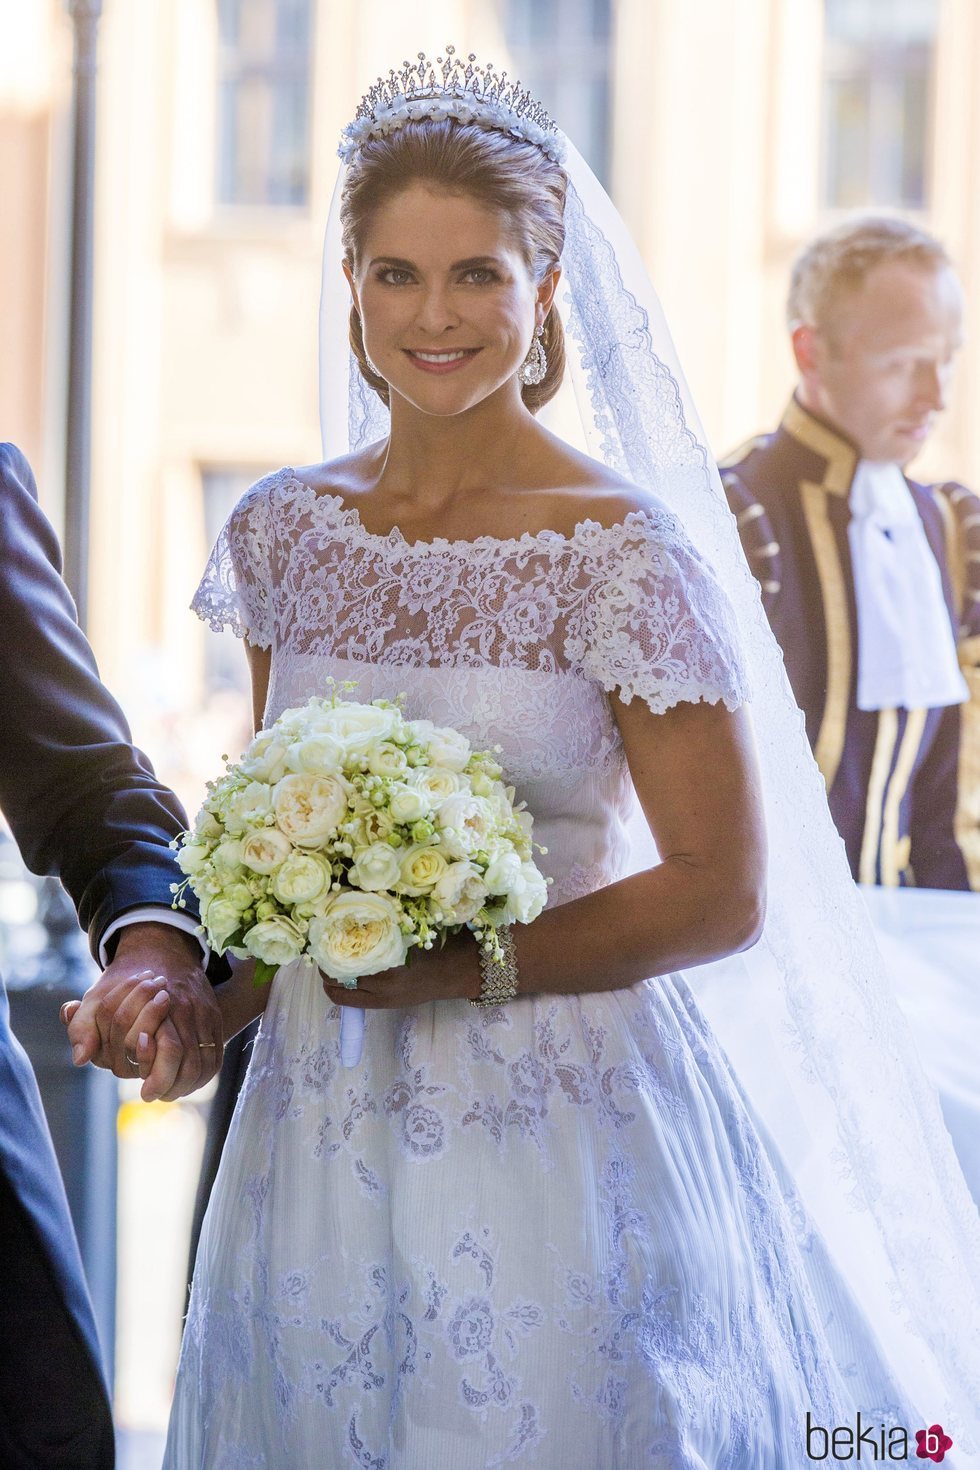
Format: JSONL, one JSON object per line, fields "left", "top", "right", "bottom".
{"left": 193, "top": 468, "right": 748, "bottom": 901}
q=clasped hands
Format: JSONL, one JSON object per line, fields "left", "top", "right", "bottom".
{"left": 60, "top": 923, "right": 482, "bottom": 1100}
{"left": 61, "top": 921, "right": 223, "bottom": 1102}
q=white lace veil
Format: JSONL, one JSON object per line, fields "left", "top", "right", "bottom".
{"left": 319, "top": 133, "right": 980, "bottom": 1452}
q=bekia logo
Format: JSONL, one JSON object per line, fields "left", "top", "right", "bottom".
{"left": 805, "top": 1412, "right": 953, "bottom": 1462}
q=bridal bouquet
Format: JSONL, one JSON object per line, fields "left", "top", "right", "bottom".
{"left": 172, "top": 687, "right": 548, "bottom": 1065}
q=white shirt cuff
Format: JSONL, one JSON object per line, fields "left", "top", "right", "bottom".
{"left": 99, "top": 907, "right": 210, "bottom": 968}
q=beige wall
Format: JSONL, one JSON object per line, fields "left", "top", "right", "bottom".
{"left": 3, "top": 0, "right": 980, "bottom": 808}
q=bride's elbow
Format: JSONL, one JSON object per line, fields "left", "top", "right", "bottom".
{"left": 718, "top": 875, "right": 767, "bottom": 955}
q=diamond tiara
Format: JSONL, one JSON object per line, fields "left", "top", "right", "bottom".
{"left": 339, "top": 46, "right": 565, "bottom": 165}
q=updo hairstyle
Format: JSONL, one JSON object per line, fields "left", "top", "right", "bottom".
{"left": 340, "top": 119, "right": 568, "bottom": 413}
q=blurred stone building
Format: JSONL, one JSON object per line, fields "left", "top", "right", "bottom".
{"left": 2, "top": 0, "right": 980, "bottom": 810}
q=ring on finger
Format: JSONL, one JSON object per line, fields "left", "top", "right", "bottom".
{"left": 124, "top": 1052, "right": 140, "bottom": 1070}
{"left": 197, "top": 1042, "right": 217, "bottom": 1050}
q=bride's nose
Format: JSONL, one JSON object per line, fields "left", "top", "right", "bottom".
{"left": 413, "top": 282, "right": 461, "bottom": 336}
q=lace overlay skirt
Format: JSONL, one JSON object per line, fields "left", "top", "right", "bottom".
{"left": 164, "top": 958, "right": 903, "bottom": 1469}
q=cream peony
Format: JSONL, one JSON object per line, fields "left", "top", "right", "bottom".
{"left": 241, "top": 827, "right": 293, "bottom": 874}
{"left": 308, "top": 891, "right": 408, "bottom": 982}
{"left": 501, "top": 863, "right": 549, "bottom": 924}
{"left": 273, "top": 773, "right": 350, "bottom": 847}
{"left": 271, "top": 850, "right": 332, "bottom": 905}
{"left": 435, "top": 794, "right": 494, "bottom": 858}
{"left": 397, "top": 845, "right": 449, "bottom": 896}
{"left": 431, "top": 861, "right": 486, "bottom": 923}
{"left": 244, "top": 915, "right": 306, "bottom": 967}
{"left": 348, "top": 842, "right": 402, "bottom": 892}
{"left": 210, "top": 838, "right": 245, "bottom": 879}
{"left": 176, "top": 841, "right": 211, "bottom": 876}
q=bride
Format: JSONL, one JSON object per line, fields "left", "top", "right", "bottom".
{"left": 162, "top": 54, "right": 980, "bottom": 1468}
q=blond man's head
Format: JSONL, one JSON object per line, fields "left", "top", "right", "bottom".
{"left": 788, "top": 216, "right": 964, "bottom": 466}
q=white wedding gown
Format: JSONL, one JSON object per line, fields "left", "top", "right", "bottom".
{"left": 165, "top": 471, "right": 913, "bottom": 1469}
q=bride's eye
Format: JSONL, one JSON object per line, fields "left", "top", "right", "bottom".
{"left": 460, "top": 267, "right": 499, "bottom": 285}
{"left": 377, "top": 267, "right": 414, "bottom": 286}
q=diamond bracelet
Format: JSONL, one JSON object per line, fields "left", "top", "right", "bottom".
{"left": 469, "top": 925, "right": 519, "bottom": 1007}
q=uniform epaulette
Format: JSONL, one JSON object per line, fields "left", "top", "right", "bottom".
{"left": 721, "top": 468, "right": 782, "bottom": 609}
{"left": 717, "top": 434, "right": 770, "bottom": 471}
{"left": 932, "top": 481, "right": 980, "bottom": 643}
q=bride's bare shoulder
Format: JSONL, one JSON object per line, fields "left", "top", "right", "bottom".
{"left": 287, "top": 444, "right": 384, "bottom": 500}
{"left": 537, "top": 440, "right": 669, "bottom": 534}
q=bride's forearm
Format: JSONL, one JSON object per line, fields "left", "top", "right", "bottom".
{"left": 214, "top": 957, "right": 271, "bottom": 1039}
{"left": 515, "top": 859, "right": 765, "bottom": 998}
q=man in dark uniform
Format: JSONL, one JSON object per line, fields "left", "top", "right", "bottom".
{"left": 722, "top": 217, "right": 980, "bottom": 889}
{"left": 0, "top": 442, "right": 223, "bottom": 1468}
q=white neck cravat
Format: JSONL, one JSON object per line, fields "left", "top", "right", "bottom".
{"left": 848, "top": 460, "right": 967, "bottom": 712}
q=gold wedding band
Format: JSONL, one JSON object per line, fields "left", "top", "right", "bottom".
{"left": 198, "top": 1042, "right": 217, "bottom": 1049}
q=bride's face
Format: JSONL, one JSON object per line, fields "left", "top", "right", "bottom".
{"left": 345, "top": 183, "right": 557, "bottom": 417}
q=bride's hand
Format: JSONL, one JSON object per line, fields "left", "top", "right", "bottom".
{"left": 321, "top": 932, "right": 482, "bottom": 1009}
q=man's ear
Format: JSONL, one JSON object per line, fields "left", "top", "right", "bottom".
{"left": 791, "top": 322, "right": 820, "bottom": 381}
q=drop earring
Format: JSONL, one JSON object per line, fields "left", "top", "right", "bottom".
{"left": 518, "top": 324, "right": 547, "bottom": 386}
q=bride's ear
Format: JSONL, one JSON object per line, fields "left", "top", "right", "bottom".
{"left": 536, "top": 265, "right": 561, "bottom": 325}
{"left": 342, "top": 261, "right": 360, "bottom": 316}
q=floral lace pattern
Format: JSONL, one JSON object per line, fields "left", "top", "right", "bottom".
{"left": 165, "top": 479, "right": 911, "bottom": 1466}
{"left": 192, "top": 471, "right": 749, "bottom": 718}
{"left": 166, "top": 962, "right": 907, "bottom": 1468}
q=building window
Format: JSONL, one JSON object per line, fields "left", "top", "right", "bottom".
{"left": 503, "top": 0, "right": 613, "bottom": 184}
{"left": 822, "top": 0, "right": 938, "bottom": 211}
{"left": 217, "top": 0, "right": 313, "bottom": 207}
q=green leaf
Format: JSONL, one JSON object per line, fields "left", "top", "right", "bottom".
{"left": 253, "top": 959, "right": 279, "bottom": 986}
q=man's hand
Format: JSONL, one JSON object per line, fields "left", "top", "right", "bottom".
{"left": 64, "top": 921, "right": 223, "bottom": 1102}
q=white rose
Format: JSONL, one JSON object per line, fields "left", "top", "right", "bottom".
{"left": 271, "top": 850, "right": 332, "bottom": 905}
{"left": 424, "top": 725, "right": 472, "bottom": 771}
{"left": 308, "top": 891, "right": 408, "bottom": 982}
{"left": 221, "top": 781, "right": 275, "bottom": 835}
{"left": 241, "top": 827, "right": 294, "bottom": 874}
{"left": 244, "top": 915, "right": 306, "bottom": 967}
{"left": 195, "top": 811, "right": 223, "bottom": 841}
{"left": 348, "top": 841, "right": 402, "bottom": 892}
{"left": 176, "top": 841, "right": 211, "bottom": 876}
{"left": 501, "top": 863, "right": 549, "bottom": 924}
{"left": 411, "top": 766, "right": 463, "bottom": 803}
{"left": 203, "top": 895, "right": 247, "bottom": 950}
{"left": 285, "top": 733, "right": 346, "bottom": 775}
{"left": 435, "top": 794, "right": 494, "bottom": 858}
{"left": 273, "top": 772, "right": 351, "bottom": 847}
{"left": 483, "top": 850, "right": 524, "bottom": 896}
{"left": 397, "top": 845, "right": 449, "bottom": 896}
{"left": 366, "top": 742, "right": 409, "bottom": 779}
{"left": 241, "top": 733, "right": 289, "bottom": 784}
{"left": 432, "top": 861, "right": 486, "bottom": 923}
{"left": 319, "top": 704, "right": 397, "bottom": 751}
{"left": 211, "top": 839, "right": 245, "bottom": 879}
{"left": 389, "top": 784, "right": 430, "bottom": 824}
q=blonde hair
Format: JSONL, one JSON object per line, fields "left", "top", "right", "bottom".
{"left": 787, "top": 216, "right": 951, "bottom": 339}
{"left": 340, "top": 119, "right": 567, "bottom": 413}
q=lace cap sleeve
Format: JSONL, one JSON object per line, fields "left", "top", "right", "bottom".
{"left": 191, "top": 476, "right": 278, "bottom": 648}
{"left": 565, "top": 509, "right": 750, "bottom": 715}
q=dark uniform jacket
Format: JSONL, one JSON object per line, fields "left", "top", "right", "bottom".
{"left": 721, "top": 397, "right": 980, "bottom": 889}
{"left": 0, "top": 443, "right": 200, "bottom": 1468}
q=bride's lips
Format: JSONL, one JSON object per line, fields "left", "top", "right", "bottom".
{"left": 403, "top": 348, "right": 481, "bottom": 375}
